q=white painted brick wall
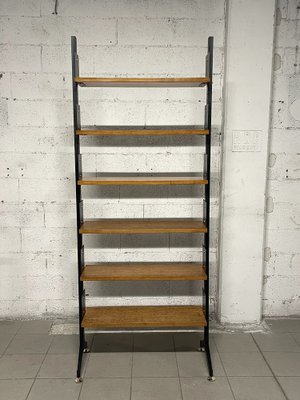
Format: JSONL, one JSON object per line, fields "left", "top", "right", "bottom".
{"left": 0, "top": 0, "right": 224, "bottom": 319}
{"left": 0, "top": 45, "right": 41, "bottom": 72}
{"left": 0, "top": 203, "right": 44, "bottom": 227}
{"left": 263, "top": 1, "right": 300, "bottom": 316}
{"left": 11, "top": 74, "right": 66, "bottom": 100}
{"left": 0, "top": 1, "right": 41, "bottom": 16}
{"left": 0, "top": 17, "right": 117, "bottom": 46}
{"left": 19, "top": 178, "right": 75, "bottom": 202}
{"left": 0, "top": 228, "right": 21, "bottom": 252}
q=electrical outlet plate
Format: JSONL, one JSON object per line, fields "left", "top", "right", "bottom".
{"left": 232, "top": 130, "right": 262, "bottom": 152}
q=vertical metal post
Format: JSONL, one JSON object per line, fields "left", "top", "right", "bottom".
{"left": 71, "top": 36, "right": 86, "bottom": 381}
{"left": 203, "top": 36, "right": 215, "bottom": 381}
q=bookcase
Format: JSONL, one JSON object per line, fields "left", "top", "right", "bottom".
{"left": 71, "top": 36, "right": 215, "bottom": 382}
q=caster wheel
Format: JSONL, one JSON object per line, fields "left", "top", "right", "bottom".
{"left": 208, "top": 376, "right": 216, "bottom": 382}
{"left": 75, "top": 377, "right": 82, "bottom": 383}
{"left": 83, "top": 348, "right": 90, "bottom": 353}
{"left": 197, "top": 347, "right": 205, "bottom": 352}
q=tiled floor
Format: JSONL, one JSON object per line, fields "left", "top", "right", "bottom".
{"left": 0, "top": 319, "right": 300, "bottom": 399}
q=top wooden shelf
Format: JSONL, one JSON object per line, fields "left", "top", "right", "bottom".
{"left": 76, "top": 125, "right": 209, "bottom": 136}
{"left": 74, "top": 77, "right": 210, "bottom": 87}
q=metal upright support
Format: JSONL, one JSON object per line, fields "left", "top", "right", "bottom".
{"left": 202, "top": 36, "right": 215, "bottom": 381}
{"left": 71, "top": 36, "right": 87, "bottom": 383}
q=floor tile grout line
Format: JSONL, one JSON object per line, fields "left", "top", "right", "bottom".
{"left": 17, "top": 321, "right": 54, "bottom": 335}
{"left": 23, "top": 379, "right": 36, "bottom": 400}
{"left": 82, "top": 351, "right": 91, "bottom": 380}
{"left": 0, "top": 377, "right": 97, "bottom": 380}
{"left": 252, "top": 331, "right": 300, "bottom": 352}
{"left": 216, "top": 343, "right": 238, "bottom": 400}
{"left": 251, "top": 333, "right": 289, "bottom": 400}
{"left": 129, "top": 334, "right": 134, "bottom": 400}
{"left": 4, "top": 337, "right": 54, "bottom": 356}
{"left": 4, "top": 332, "right": 54, "bottom": 356}
{"left": 15, "top": 321, "right": 23, "bottom": 334}
{"left": 0, "top": 378, "right": 35, "bottom": 381}
{"left": 76, "top": 332, "right": 91, "bottom": 400}
{"left": 173, "top": 334, "right": 184, "bottom": 400}
{"left": 77, "top": 377, "right": 84, "bottom": 399}
{"left": 1, "top": 328, "right": 21, "bottom": 356}
{"left": 288, "top": 332, "right": 300, "bottom": 350}
{"left": 24, "top": 322, "right": 54, "bottom": 400}
{"left": 0, "top": 321, "right": 27, "bottom": 356}
{"left": 225, "top": 375, "right": 238, "bottom": 400}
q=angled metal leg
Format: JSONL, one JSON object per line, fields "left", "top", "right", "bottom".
{"left": 201, "top": 327, "right": 215, "bottom": 381}
{"left": 206, "top": 349, "right": 215, "bottom": 381}
{"left": 75, "top": 347, "right": 83, "bottom": 382}
{"left": 75, "top": 327, "right": 84, "bottom": 382}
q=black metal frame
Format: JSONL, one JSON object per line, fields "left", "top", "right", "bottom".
{"left": 71, "top": 35, "right": 214, "bottom": 381}
{"left": 71, "top": 36, "right": 88, "bottom": 382}
{"left": 201, "top": 36, "right": 214, "bottom": 380}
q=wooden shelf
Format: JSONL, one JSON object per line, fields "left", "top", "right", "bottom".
{"left": 75, "top": 77, "right": 210, "bottom": 87}
{"left": 77, "top": 126, "right": 209, "bottom": 136}
{"left": 81, "top": 262, "right": 207, "bottom": 281}
{"left": 79, "top": 219, "right": 207, "bottom": 234}
{"left": 78, "top": 175, "right": 208, "bottom": 186}
{"left": 82, "top": 306, "right": 206, "bottom": 328}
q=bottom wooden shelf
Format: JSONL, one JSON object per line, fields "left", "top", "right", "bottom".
{"left": 82, "top": 306, "right": 206, "bottom": 329}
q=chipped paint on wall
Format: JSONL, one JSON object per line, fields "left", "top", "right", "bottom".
{"left": 266, "top": 197, "right": 274, "bottom": 213}
{"left": 268, "top": 153, "right": 277, "bottom": 167}
{"left": 273, "top": 53, "right": 282, "bottom": 71}
{"left": 264, "top": 247, "right": 272, "bottom": 262}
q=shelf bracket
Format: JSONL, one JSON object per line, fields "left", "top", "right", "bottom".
{"left": 76, "top": 105, "right": 81, "bottom": 129}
